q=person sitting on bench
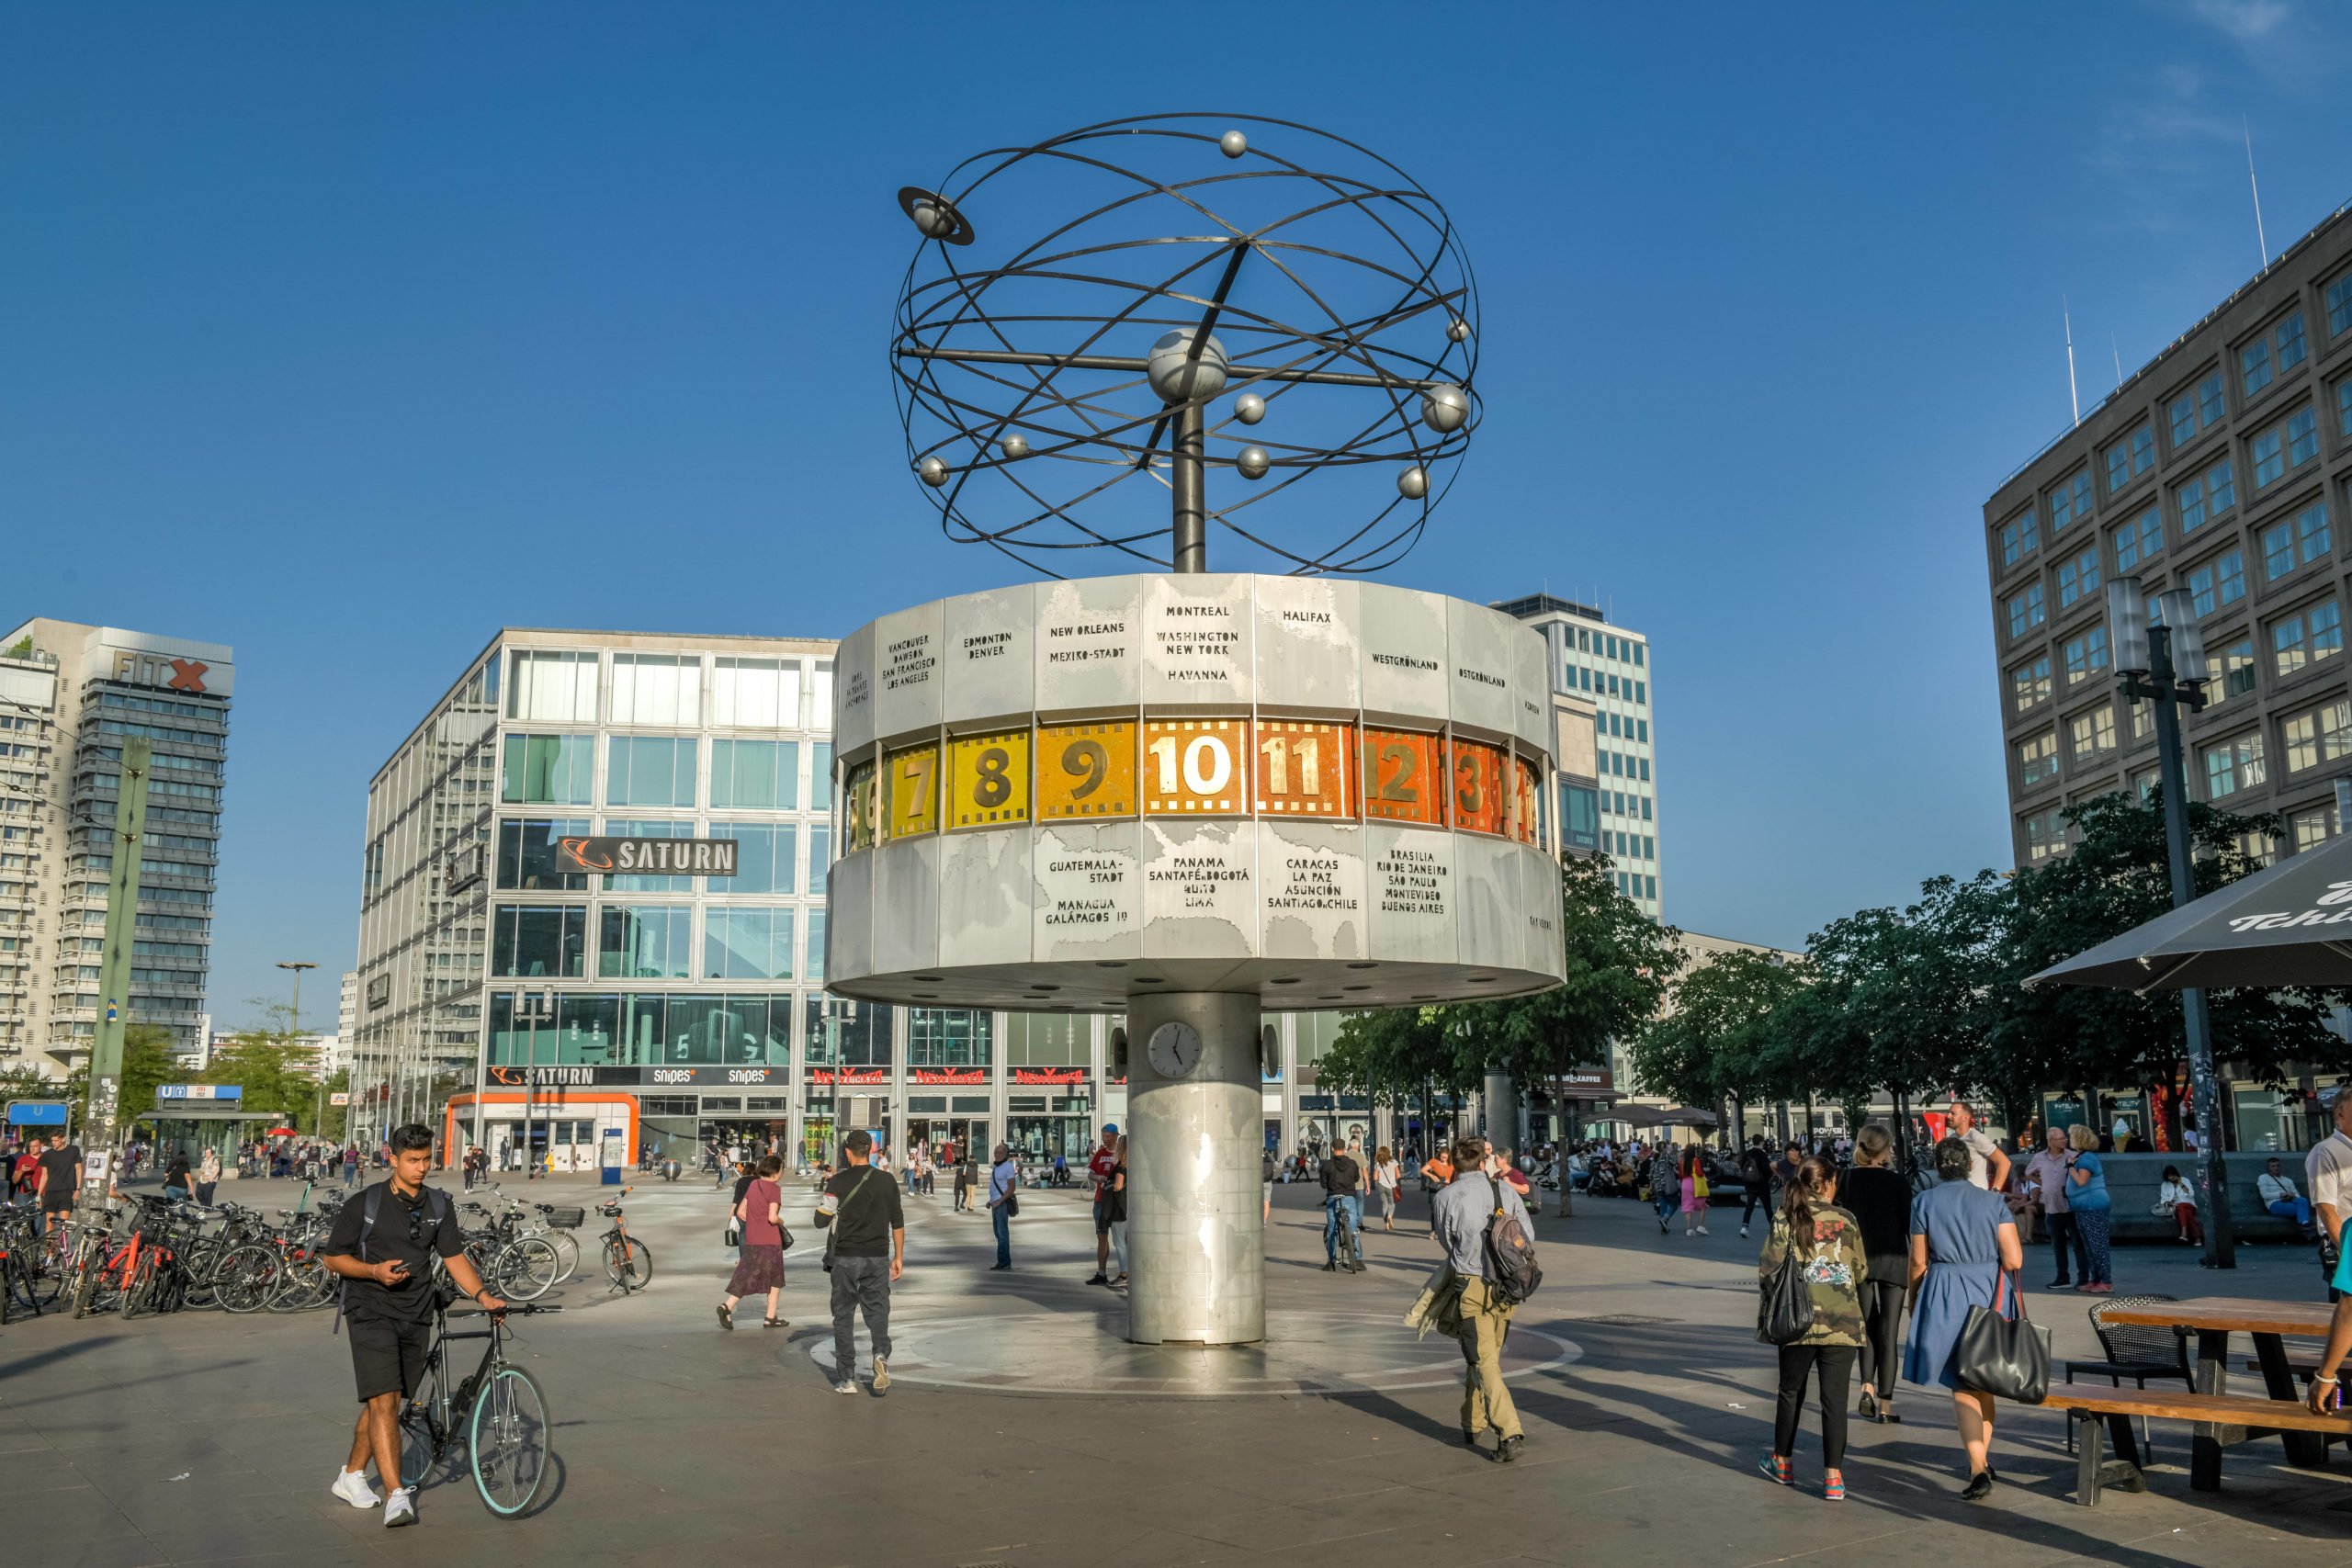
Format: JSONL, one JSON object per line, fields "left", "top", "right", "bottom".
{"left": 2260, "top": 1158, "right": 2317, "bottom": 1238}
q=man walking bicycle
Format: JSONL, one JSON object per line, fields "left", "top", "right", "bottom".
{"left": 319, "top": 1124, "right": 504, "bottom": 1528}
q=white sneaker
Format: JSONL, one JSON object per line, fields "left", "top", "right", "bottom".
{"left": 832, "top": 1379, "right": 859, "bottom": 1395}
{"left": 382, "top": 1488, "right": 416, "bottom": 1528}
{"left": 330, "top": 1469, "right": 381, "bottom": 1509}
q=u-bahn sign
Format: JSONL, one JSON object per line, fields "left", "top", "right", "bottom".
{"left": 555, "top": 837, "right": 740, "bottom": 875}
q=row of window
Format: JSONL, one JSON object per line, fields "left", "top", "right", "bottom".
{"left": 1597, "top": 747, "right": 1652, "bottom": 784}
{"left": 1615, "top": 871, "right": 1658, "bottom": 901}
{"left": 1563, "top": 661, "right": 1648, "bottom": 705}
{"left": 2008, "top": 501, "right": 2340, "bottom": 649}
{"left": 507, "top": 649, "right": 836, "bottom": 731}
{"left": 2000, "top": 328, "right": 2352, "bottom": 578}
{"left": 2019, "top": 685, "right": 2352, "bottom": 801}
{"left": 1606, "top": 830, "right": 1657, "bottom": 864}
{"left": 1566, "top": 627, "right": 1646, "bottom": 668}
{"left": 502, "top": 734, "right": 836, "bottom": 812}
{"left": 488, "top": 903, "right": 829, "bottom": 984}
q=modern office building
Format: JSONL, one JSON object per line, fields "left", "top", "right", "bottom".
{"left": 1986, "top": 201, "right": 2352, "bottom": 869}
{"left": 0, "top": 619, "right": 233, "bottom": 1074}
{"left": 1496, "top": 593, "right": 1658, "bottom": 916}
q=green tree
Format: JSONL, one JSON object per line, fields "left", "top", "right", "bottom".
{"left": 204, "top": 1032, "right": 324, "bottom": 1129}
{"left": 1633, "top": 948, "right": 1804, "bottom": 1117}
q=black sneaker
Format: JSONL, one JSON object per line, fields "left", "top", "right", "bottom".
{"left": 1085, "top": 1273, "right": 1109, "bottom": 1285}
{"left": 1494, "top": 1436, "right": 1524, "bottom": 1464}
{"left": 1322, "top": 1260, "right": 1338, "bottom": 1272}
{"left": 2047, "top": 1279, "right": 2071, "bottom": 1289}
{"left": 1960, "top": 1470, "right": 1995, "bottom": 1502}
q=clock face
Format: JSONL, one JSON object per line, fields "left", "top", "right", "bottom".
{"left": 1145, "top": 1021, "right": 1204, "bottom": 1080}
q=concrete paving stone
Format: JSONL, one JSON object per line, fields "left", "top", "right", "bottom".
{"left": 40, "top": 1538, "right": 174, "bottom": 1568}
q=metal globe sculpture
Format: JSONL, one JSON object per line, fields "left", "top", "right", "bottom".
{"left": 890, "top": 113, "right": 1482, "bottom": 576}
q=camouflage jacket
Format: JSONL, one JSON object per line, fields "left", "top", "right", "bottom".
{"left": 1756, "top": 1200, "right": 1867, "bottom": 1348}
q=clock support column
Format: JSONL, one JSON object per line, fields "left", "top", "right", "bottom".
{"left": 1125, "top": 990, "right": 1266, "bottom": 1345}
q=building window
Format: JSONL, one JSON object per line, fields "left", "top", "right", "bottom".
{"left": 2000, "top": 510, "right": 2039, "bottom": 567}
{"left": 2106, "top": 423, "right": 2155, "bottom": 492}
{"left": 598, "top": 905, "right": 693, "bottom": 979}
{"left": 2202, "top": 731, "right": 2266, "bottom": 798}
{"left": 2177, "top": 458, "right": 2236, "bottom": 532}
{"left": 2018, "top": 730, "right": 2058, "bottom": 789}
{"left": 908, "top": 1009, "right": 994, "bottom": 1068}
{"left": 2007, "top": 582, "right": 2046, "bottom": 641}
{"left": 2254, "top": 428, "right": 2285, "bottom": 488}
{"left": 703, "top": 907, "right": 795, "bottom": 980}
{"left": 608, "top": 653, "right": 700, "bottom": 727}
{"left": 2049, "top": 469, "right": 2093, "bottom": 533}
{"left": 1556, "top": 780, "right": 1599, "bottom": 852}
{"left": 2288, "top": 407, "right": 2320, "bottom": 468}
{"left": 804, "top": 908, "right": 826, "bottom": 982}
{"left": 2293, "top": 803, "right": 2341, "bottom": 850}
{"left": 507, "top": 650, "right": 598, "bottom": 723}
{"left": 2261, "top": 501, "right": 2330, "bottom": 579}
{"left": 2023, "top": 810, "right": 2068, "bottom": 863}
{"left": 501, "top": 734, "right": 594, "bottom": 806}
{"left": 495, "top": 818, "right": 591, "bottom": 891}
{"left": 2338, "top": 378, "right": 2352, "bottom": 438}
{"left": 491, "top": 904, "right": 588, "bottom": 978}
{"left": 722, "top": 823, "right": 797, "bottom": 895}
{"left": 2112, "top": 507, "right": 2162, "bottom": 572}
{"left": 2283, "top": 698, "right": 2352, "bottom": 774}
{"left": 807, "top": 821, "right": 831, "bottom": 897}
{"left": 2068, "top": 705, "right": 2117, "bottom": 763}
{"left": 2057, "top": 546, "right": 2099, "bottom": 609}
{"left": 2217, "top": 635, "right": 2258, "bottom": 702}
{"left": 2171, "top": 371, "right": 2225, "bottom": 447}
{"left": 2011, "top": 655, "right": 2052, "bottom": 712}
{"left": 2062, "top": 626, "right": 2109, "bottom": 685}
{"left": 2279, "top": 310, "right": 2309, "bottom": 371}
{"left": 710, "top": 657, "right": 804, "bottom": 728}
{"left": 605, "top": 736, "right": 697, "bottom": 808}
{"left": 2301, "top": 501, "right": 2333, "bottom": 565}
{"left": 2272, "top": 599, "right": 2344, "bottom": 679}
{"left": 2188, "top": 549, "right": 2245, "bottom": 615}
{"left": 2244, "top": 334, "right": 2274, "bottom": 397}
{"left": 710, "top": 738, "right": 799, "bottom": 810}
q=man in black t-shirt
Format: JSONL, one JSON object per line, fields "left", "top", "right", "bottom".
{"left": 1320, "top": 1145, "right": 1363, "bottom": 1273}
{"left": 1738, "top": 1139, "right": 1773, "bottom": 1239}
{"left": 817, "top": 1129, "right": 905, "bottom": 1397}
{"left": 320, "top": 1124, "right": 503, "bottom": 1528}
{"left": 36, "top": 1133, "right": 83, "bottom": 1238}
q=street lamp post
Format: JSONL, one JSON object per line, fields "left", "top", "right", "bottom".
{"left": 277, "top": 961, "right": 320, "bottom": 1136}
{"left": 2107, "top": 578, "right": 2235, "bottom": 1269}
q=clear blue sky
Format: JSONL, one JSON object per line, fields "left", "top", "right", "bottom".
{"left": 6, "top": 3, "right": 2347, "bottom": 1027}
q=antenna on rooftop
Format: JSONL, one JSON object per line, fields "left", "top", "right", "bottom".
{"left": 2110, "top": 333, "right": 2123, "bottom": 390}
{"left": 2245, "top": 117, "right": 2269, "bottom": 268}
{"left": 2064, "top": 299, "right": 2081, "bottom": 428}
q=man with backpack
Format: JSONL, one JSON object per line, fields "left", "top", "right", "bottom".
{"left": 319, "top": 1124, "right": 505, "bottom": 1528}
{"left": 1429, "top": 1136, "right": 1539, "bottom": 1462}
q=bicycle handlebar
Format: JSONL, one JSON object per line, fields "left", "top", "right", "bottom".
{"left": 451, "top": 1302, "right": 563, "bottom": 1317}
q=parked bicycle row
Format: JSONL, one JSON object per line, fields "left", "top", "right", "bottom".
{"left": 0, "top": 1182, "right": 646, "bottom": 1325}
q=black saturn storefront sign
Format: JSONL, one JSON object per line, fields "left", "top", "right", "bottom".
{"left": 556, "top": 837, "right": 741, "bottom": 875}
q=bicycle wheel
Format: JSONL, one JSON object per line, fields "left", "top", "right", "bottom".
{"left": 468, "top": 1366, "right": 550, "bottom": 1517}
{"left": 602, "top": 1235, "right": 653, "bottom": 1291}
{"left": 544, "top": 1229, "right": 580, "bottom": 1284}
{"left": 215, "top": 1243, "right": 282, "bottom": 1314}
{"left": 268, "top": 1253, "right": 326, "bottom": 1312}
{"left": 398, "top": 1406, "right": 443, "bottom": 1491}
{"left": 497, "top": 1237, "right": 560, "bottom": 1302}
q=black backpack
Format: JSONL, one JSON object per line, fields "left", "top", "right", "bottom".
{"left": 1481, "top": 1175, "right": 1543, "bottom": 1303}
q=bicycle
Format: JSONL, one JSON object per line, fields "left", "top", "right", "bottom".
{"left": 594, "top": 1190, "right": 651, "bottom": 1292}
{"left": 455, "top": 1200, "right": 561, "bottom": 1303}
{"left": 397, "top": 1300, "right": 560, "bottom": 1517}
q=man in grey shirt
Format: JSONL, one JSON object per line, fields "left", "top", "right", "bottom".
{"left": 1430, "top": 1136, "right": 1533, "bottom": 1462}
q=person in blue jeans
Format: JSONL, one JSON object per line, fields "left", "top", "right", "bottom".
{"left": 986, "top": 1144, "right": 1018, "bottom": 1270}
{"left": 1320, "top": 1143, "right": 1364, "bottom": 1272}
{"left": 2064, "top": 1123, "right": 2113, "bottom": 1292}
{"left": 2259, "top": 1157, "right": 2318, "bottom": 1236}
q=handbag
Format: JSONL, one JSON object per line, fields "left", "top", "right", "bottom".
{"left": 1757, "top": 1232, "right": 1815, "bottom": 1345}
{"left": 821, "top": 1170, "right": 874, "bottom": 1274}
{"left": 1956, "top": 1269, "right": 2051, "bottom": 1404}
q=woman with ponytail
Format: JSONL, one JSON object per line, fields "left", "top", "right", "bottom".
{"left": 1756, "top": 1155, "right": 1866, "bottom": 1501}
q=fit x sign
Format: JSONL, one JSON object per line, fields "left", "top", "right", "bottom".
{"left": 168, "top": 660, "right": 209, "bottom": 693}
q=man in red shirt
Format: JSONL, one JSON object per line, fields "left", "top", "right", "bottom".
{"left": 1084, "top": 1124, "right": 1121, "bottom": 1286}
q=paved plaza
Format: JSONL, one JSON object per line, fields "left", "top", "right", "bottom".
{"left": 5, "top": 1173, "right": 2348, "bottom": 1567}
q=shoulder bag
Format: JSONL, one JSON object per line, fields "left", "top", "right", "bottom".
{"left": 1956, "top": 1269, "right": 2051, "bottom": 1404}
{"left": 1757, "top": 1224, "right": 1815, "bottom": 1345}
{"left": 821, "top": 1171, "right": 873, "bottom": 1274}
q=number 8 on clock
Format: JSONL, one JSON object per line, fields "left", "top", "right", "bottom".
{"left": 948, "top": 730, "right": 1031, "bottom": 829}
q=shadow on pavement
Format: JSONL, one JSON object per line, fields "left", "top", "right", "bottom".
{"left": 0, "top": 1334, "right": 127, "bottom": 1382}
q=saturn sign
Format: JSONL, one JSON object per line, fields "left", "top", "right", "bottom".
{"left": 556, "top": 837, "right": 740, "bottom": 875}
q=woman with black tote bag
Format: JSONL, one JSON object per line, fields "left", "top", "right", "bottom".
{"left": 1903, "top": 1137, "right": 2026, "bottom": 1501}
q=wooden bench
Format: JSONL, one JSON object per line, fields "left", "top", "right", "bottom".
{"left": 2041, "top": 1383, "right": 2352, "bottom": 1506}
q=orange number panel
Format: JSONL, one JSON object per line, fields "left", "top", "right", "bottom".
{"left": 1360, "top": 728, "right": 1442, "bottom": 826}
{"left": 1142, "top": 718, "right": 1250, "bottom": 816}
{"left": 947, "top": 729, "right": 1032, "bottom": 829}
{"left": 1510, "top": 755, "right": 1544, "bottom": 845}
{"left": 1036, "top": 721, "right": 1137, "bottom": 819}
{"left": 1253, "top": 720, "right": 1355, "bottom": 817}
{"left": 1451, "top": 738, "right": 1508, "bottom": 836}
{"left": 883, "top": 742, "right": 941, "bottom": 840}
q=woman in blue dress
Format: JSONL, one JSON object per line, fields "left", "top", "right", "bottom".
{"left": 1904, "top": 1136, "right": 2024, "bottom": 1501}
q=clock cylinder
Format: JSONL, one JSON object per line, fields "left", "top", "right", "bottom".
{"left": 1124, "top": 989, "right": 1266, "bottom": 1345}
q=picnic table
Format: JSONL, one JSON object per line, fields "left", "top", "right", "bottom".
{"left": 2099, "top": 1296, "right": 2335, "bottom": 1487}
